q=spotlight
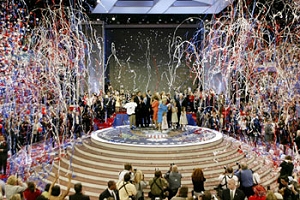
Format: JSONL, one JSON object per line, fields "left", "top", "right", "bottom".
{"left": 190, "top": 18, "right": 194, "bottom": 22}
{"left": 112, "top": 16, "right": 116, "bottom": 21}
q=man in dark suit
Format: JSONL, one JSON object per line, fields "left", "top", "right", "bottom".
{"left": 222, "top": 179, "right": 245, "bottom": 200}
{"left": 69, "top": 183, "right": 90, "bottom": 200}
{"left": 99, "top": 180, "right": 119, "bottom": 200}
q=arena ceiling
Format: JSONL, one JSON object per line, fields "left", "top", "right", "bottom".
{"left": 92, "top": 0, "right": 233, "bottom": 14}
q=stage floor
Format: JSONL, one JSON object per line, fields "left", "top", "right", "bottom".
{"left": 91, "top": 125, "right": 223, "bottom": 147}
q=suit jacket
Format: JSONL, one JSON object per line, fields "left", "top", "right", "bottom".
{"left": 222, "top": 188, "right": 245, "bottom": 200}
{"left": 99, "top": 189, "right": 120, "bottom": 200}
{"left": 69, "top": 192, "right": 90, "bottom": 200}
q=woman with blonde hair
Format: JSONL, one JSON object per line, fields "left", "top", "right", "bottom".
{"left": 191, "top": 168, "right": 206, "bottom": 196}
{"left": 134, "top": 170, "right": 148, "bottom": 200}
{"left": 9, "top": 194, "right": 21, "bottom": 200}
{"left": 5, "top": 175, "right": 27, "bottom": 200}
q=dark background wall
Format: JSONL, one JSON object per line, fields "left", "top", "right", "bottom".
{"left": 104, "top": 24, "right": 204, "bottom": 94}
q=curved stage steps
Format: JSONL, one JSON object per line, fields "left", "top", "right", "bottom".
{"left": 36, "top": 126, "right": 279, "bottom": 200}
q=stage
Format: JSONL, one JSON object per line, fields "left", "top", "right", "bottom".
{"left": 91, "top": 125, "right": 223, "bottom": 147}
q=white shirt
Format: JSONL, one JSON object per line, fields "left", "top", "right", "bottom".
{"left": 123, "top": 102, "right": 137, "bottom": 115}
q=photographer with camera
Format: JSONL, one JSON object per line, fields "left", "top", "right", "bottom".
{"left": 216, "top": 166, "right": 239, "bottom": 197}
{"left": 164, "top": 164, "right": 182, "bottom": 200}
{"left": 234, "top": 162, "right": 254, "bottom": 198}
{"left": 149, "top": 171, "right": 168, "bottom": 200}
{"left": 119, "top": 163, "right": 134, "bottom": 182}
{"left": 117, "top": 173, "right": 137, "bottom": 200}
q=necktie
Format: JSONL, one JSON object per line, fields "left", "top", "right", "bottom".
{"left": 230, "top": 190, "right": 234, "bottom": 200}
{"left": 111, "top": 190, "right": 117, "bottom": 200}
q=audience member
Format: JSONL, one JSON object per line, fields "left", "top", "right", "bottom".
{"left": 149, "top": 170, "right": 168, "bottom": 200}
{"left": 36, "top": 195, "right": 49, "bottom": 200}
{"left": 23, "top": 181, "right": 42, "bottom": 200}
{"left": 235, "top": 162, "right": 254, "bottom": 197}
{"left": 166, "top": 165, "right": 182, "bottom": 199}
{"left": 197, "top": 191, "right": 212, "bottom": 200}
{"left": 191, "top": 168, "right": 206, "bottom": 196}
{"left": 278, "top": 155, "right": 294, "bottom": 188}
{"left": 133, "top": 170, "right": 147, "bottom": 200}
{"left": 5, "top": 175, "right": 27, "bottom": 200}
{"left": 278, "top": 176, "right": 298, "bottom": 200}
{"left": 221, "top": 179, "right": 245, "bottom": 200}
{"left": 41, "top": 183, "right": 51, "bottom": 199}
{"left": 170, "top": 186, "right": 188, "bottom": 200}
{"left": 49, "top": 173, "right": 72, "bottom": 200}
{"left": 0, "top": 135, "right": 8, "bottom": 175}
{"left": 248, "top": 185, "right": 267, "bottom": 200}
{"left": 117, "top": 173, "right": 137, "bottom": 200}
{"left": 9, "top": 194, "right": 21, "bottom": 200}
{"left": 265, "top": 191, "right": 280, "bottom": 200}
{"left": 119, "top": 163, "right": 134, "bottom": 181}
{"left": 69, "top": 182, "right": 90, "bottom": 200}
{"left": 99, "top": 180, "right": 119, "bottom": 200}
{"left": 218, "top": 166, "right": 239, "bottom": 189}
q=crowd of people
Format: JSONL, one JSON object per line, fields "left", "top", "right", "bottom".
{"left": 0, "top": 156, "right": 297, "bottom": 200}
{"left": 97, "top": 162, "right": 299, "bottom": 200}
{"left": 0, "top": 85, "right": 299, "bottom": 198}
{"left": 0, "top": 82, "right": 299, "bottom": 160}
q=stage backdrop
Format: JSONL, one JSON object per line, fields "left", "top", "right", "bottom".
{"left": 103, "top": 24, "right": 204, "bottom": 93}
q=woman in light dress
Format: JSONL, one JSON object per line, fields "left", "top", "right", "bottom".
{"left": 179, "top": 107, "right": 188, "bottom": 131}
{"left": 171, "top": 101, "right": 178, "bottom": 130}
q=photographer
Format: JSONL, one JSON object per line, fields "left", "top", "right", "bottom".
{"left": 117, "top": 173, "right": 137, "bottom": 200}
{"left": 234, "top": 162, "right": 254, "bottom": 198}
{"left": 165, "top": 165, "right": 182, "bottom": 200}
{"left": 149, "top": 171, "right": 168, "bottom": 200}
{"left": 216, "top": 166, "right": 239, "bottom": 197}
{"left": 119, "top": 163, "right": 134, "bottom": 182}
{"left": 218, "top": 166, "right": 239, "bottom": 189}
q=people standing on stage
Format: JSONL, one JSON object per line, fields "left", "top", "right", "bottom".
{"left": 176, "top": 93, "right": 187, "bottom": 129}
{"left": 142, "top": 92, "right": 151, "bottom": 127}
{"left": 114, "top": 90, "right": 121, "bottom": 113}
{"left": 123, "top": 98, "right": 138, "bottom": 130}
{"left": 134, "top": 91, "right": 143, "bottom": 128}
{"left": 151, "top": 95, "right": 159, "bottom": 129}
{"left": 179, "top": 107, "right": 188, "bottom": 131}
{"left": 171, "top": 101, "right": 178, "bottom": 130}
{"left": 0, "top": 135, "right": 8, "bottom": 175}
{"left": 157, "top": 99, "right": 169, "bottom": 132}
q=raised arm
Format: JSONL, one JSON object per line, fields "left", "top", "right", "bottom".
{"left": 60, "top": 173, "right": 72, "bottom": 199}
{"left": 48, "top": 173, "right": 59, "bottom": 197}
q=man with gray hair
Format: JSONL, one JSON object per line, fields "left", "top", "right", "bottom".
{"left": 234, "top": 162, "right": 254, "bottom": 198}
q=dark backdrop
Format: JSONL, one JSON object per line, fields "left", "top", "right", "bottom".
{"left": 104, "top": 24, "right": 204, "bottom": 94}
